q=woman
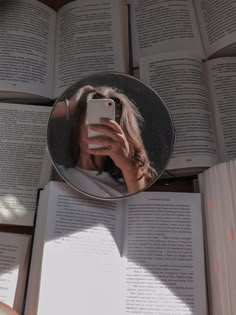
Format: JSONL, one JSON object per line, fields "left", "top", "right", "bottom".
{"left": 59, "top": 85, "right": 157, "bottom": 198}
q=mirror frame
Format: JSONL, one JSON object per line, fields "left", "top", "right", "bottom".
{"left": 47, "top": 71, "right": 175, "bottom": 200}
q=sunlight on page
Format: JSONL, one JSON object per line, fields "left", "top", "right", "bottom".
{"left": 125, "top": 261, "right": 193, "bottom": 314}
{"left": 0, "top": 195, "right": 25, "bottom": 219}
{"left": 0, "top": 195, "right": 26, "bottom": 220}
{"left": 47, "top": 224, "right": 120, "bottom": 256}
{"left": 0, "top": 267, "right": 18, "bottom": 308}
{"left": 37, "top": 227, "right": 125, "bottom": 315}
{"left": 0, "top": 233, "right": 29, "bottom": 313}
{"left": 0, "top": 193, "right": 35, "bottom": 225}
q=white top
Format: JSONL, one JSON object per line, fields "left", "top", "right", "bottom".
{"left": 58, "top": 166, "right": 127, "bottom": 198}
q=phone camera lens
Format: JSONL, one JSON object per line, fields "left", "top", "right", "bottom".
{"left": 108, "top": 102, "right": 112, "bottom": 106}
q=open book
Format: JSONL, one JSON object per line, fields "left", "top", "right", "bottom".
{"left": 0, "top": 0, "right": 128, "bottom": 100}
{"left": 0, "top": 232, "right": 30, "bottom": 314}
{"left": 24, "top": 181, "right": 207, "bottom": 315}
{"left": 1, "top": 0, "right": 235, "bottom": 176}
{"left": 0, "top": 102, "right": 51, "bottom": 226}
{"left": 139, "top": 53, "right": 236, "bottom": 175}
{"left": 130, "top": 0, "right": 236, "bottom": 67}
{"left": 198, "top": 159, "right": 236, "bottom": 315}
{"left": 2, "top": 159, "right": 234, "bottom": 315}
{"left": 128, "top": 0, "right": 236, "bottom": 175}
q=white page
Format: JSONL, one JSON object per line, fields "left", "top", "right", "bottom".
{"left": 54, "top": 0, "right": 126, "bottom": 97}
{"left": 13, "top": 235, "right": 31, "bottom": 314}
{"left": 122, "top": 191, "right": 207, "bottom": 315}
{"left": 33, "top": 182, "right": 125, "bottom": 315}
{"left": 205, "top": 58, "right": 236, "bottom": 162}
{"left": 140, "top": 52, "right": 218, "bottom": 171}
{"left": 130, "top": 0, "right": 204, "bottom": 68}
{"left": 24, "top": 187, "right": 50, "bottom": 315}
{"left": 0, "top": 233, "right": 29, "bottom": 308}
{"left": 194, "top": 0, "right": 236, "bottom": 58}
{"left": 0, "top": 103, "right": 51, "bottom": 226}
{"left": 0, "top": 0, "right": 56, "bottom": 99}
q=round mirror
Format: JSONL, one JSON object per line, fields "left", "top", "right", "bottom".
{"left": 47, "top": 72, "right": 174, "bottom": 200}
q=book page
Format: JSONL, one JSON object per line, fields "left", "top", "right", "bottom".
{"left": 211, "top": 42, "right": 236, "bottom": 59}
{"left": 194, "top": 0, "right": 236, "bottom": 58}
{"left": 216, "top": 163, "right": 236, "bottom": 315}
{"left": 140, "top": 52, "right": 218, "bottom": 171}
{"left": 129, "top": 0, "right": 204, "bottom": 68}
{"left": 205, "top": 57, "right": 236, "bottom": 162}
{"left": 122, "top": 192, "right": 207, "bottom": 315}
{"left": 54, "top": 0, "right": 127, "bottom": 97}
{"left": 0, "top": 103, "right": 51, "bottom": 226}
{"left": 23, "top": 188, "right": 50, "bottom": 315}
{"left": 26, "top": 182, "right": 125, "bottom": 315}
{"left": 199, "top": 161, "right": 236, "bottom": 315}
{"left": 0, "top": 233, "right": 29, "bottom": 311}
{"left": 0, "top": 0, "right": 56, "bottom": 99}
{"left": 198, "top": 167, "right": 223, "bottom": 315}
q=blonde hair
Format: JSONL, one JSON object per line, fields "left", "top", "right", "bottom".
{"left": 70, "top": 85, "right": 157, "bottom": 184}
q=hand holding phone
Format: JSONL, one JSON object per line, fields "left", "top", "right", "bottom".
{"left": 86, "top": 98, "right": 115, "bottom": 149}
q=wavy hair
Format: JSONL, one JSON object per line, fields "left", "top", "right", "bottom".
{"left": 69, "top": 85, "right": 157, "bottom": 184}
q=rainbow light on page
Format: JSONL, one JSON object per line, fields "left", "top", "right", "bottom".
{"left": 229, "top": 229, "right": 234, "bottom": 241}
{"left": 209, "top": 199, "right": 215, "bottom": 209}
{"left": 215, "top": 260, "right": 220, "bottom": 273}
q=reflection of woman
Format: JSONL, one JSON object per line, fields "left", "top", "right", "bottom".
{"left": 59, "top": 85, "right": 157, "bottom": 198}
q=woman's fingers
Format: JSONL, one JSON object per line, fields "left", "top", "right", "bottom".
{"left": 87, "top": 134, "right": 127, "bottom": 155}
{"left": 88, "top": 123, "right": 124, "bottom": 142}
{"left": 87, "top": 135, "right": 114, "bottom": 146}
{"left": 87, "top": 119, "right": 131, "bottom": 170}
{"left": 87, "top": 146, "right": 111, "bottom": 155}
{"left": 87, "top": 134, "right": 114, "bottom": 156}
{"left": 99, "top": 118, "right": 123, "bottom": 133}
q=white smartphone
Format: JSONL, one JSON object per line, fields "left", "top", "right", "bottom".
{"left": 86, "top": 98, "right": 116, "bottom": 149}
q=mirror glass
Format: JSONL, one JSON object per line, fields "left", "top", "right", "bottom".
{"left": 47, "top": 72, "right": 175, "bottom": 200}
